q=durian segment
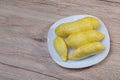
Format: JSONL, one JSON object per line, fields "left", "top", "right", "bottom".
{"left": 55, "top": 17, "right": 100, "bottom": 37}
{"left": 69, "top": 42, "right": 104, "bottom": 60}
{"left": 54, "top": 37, "right": 68, "bottom": 61}
{"left": 66, "top": 30, "right": 104, "bottom": 48}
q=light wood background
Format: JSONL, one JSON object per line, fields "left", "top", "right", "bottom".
{"left": 0, "top": 0, "right": 120, "bottom": 80}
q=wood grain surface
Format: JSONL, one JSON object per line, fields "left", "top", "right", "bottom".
{"left": 0, "top": 0, "right": 120, "bottom": 80}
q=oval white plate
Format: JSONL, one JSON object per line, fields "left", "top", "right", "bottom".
{"left": 47, "top": 14, "right": 110, "bottom": 68}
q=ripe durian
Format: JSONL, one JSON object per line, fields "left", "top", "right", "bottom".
{"left": 55, "top": 17, "right": 100, "bottom": 37}
{"left": 66, "top": 30, "right": 104, "bottom": 48}
{"left": 69, "top": 42, "right": 104, "bottom": 60}
{"left": 54, "top": 37, "right": 68, "bottom": 61}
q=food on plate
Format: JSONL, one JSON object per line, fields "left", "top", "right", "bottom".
{"left": 55, "top": 17, "right": 100, "bottom": 37}
{"left": 69, "top": 42, "right": 104, "bottom": 60}
{"left": 53, "top": 16, "right": 105, "bottom": 62}
{"left": 66, "top": 30, "right": 104, "bottom": 48}
{"left": 54, "top": 37, "right": 68, "bottom": 61}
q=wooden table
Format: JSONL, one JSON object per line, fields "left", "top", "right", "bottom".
{"left": 0, "top": 0, "right": 120, "bottom": 80}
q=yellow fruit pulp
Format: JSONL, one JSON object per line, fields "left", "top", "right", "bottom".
{"left": 54, "top": 37, "right": 68, "bottom": 61}
{"left": 66, "top": 30, "right": 104, "bottom": 48}
{"left": 55, "top": 17, "right": 100, "bottom": 37}
{"left": 69, "top": 42, "right": 104, "bottom": 60}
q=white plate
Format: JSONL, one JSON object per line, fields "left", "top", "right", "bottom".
{"left": 47, "top": 14, "right": 110, "bottom": 68}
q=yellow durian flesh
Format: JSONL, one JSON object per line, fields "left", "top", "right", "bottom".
{"left": 69, "top": 42, "right": 104, "bottom": 60}
{"left": 55, "top": 17, "right": 100, "bottom": 37}
{"left": 66, "top": 30, "right": 104, "bottom": 48}
{"left": 54, "top": 37, "right": 67, "bottom": 61}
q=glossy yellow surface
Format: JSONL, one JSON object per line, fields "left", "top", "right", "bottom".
{"left": 55, "top": 17, "right": 100, "bottom": 37}
{"left": 66, "top": 30, "right": 104, "bottom": 48}
{"left": 69, "top": 42, "right": 104, "bottom": 60}
{"left": 54, "top": 37, "right": 68, "bottom": 61}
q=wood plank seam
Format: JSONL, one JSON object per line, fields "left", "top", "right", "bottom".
{"left": 99, "top": 0, "right": 120, "bottom": 4}
{"left": 0, "top": 61, "right": 62, "bottom": 80}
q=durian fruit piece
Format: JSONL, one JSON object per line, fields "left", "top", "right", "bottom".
{"left": 55, "top": 17, "right": 100, "bottom": 37}
{"left": 66, "top": 30, "right": 104, "bottom": 48}
{"left": 54, "top": 37, "right": 68, "bottom": 61}
{"left": 69, "top": 42, "right": 104, "bottom": 60}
